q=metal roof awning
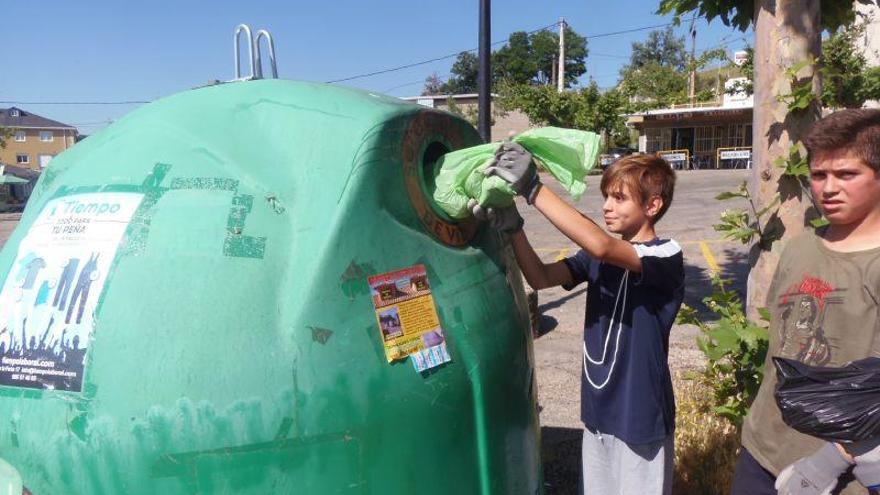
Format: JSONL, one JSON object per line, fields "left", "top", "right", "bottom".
{"left": 0, "top": 174, "right": 29, "bottom": 184}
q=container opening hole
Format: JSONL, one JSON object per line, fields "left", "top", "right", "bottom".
{"left": 422, "top": 141, "right": 450, "bottom": 199}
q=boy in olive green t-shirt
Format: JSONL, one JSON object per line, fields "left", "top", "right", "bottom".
{"left": 731, "top": 109, "right": 880, "bottom": 495}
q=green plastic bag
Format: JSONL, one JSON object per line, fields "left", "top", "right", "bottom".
{"left": 432, "top": 127, "right": 601, "bottom": 219}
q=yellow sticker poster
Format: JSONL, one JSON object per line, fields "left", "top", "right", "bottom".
{"left": 368, "top": 265, "right": 451, "bottom": 371}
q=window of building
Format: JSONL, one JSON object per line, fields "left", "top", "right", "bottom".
{"left": 40, "top": 131, "right": 54, "bottom": 142}
{"left": 660, "top": 128, "right": 672, "bottom": 151}
{"left": 695, "top": 126, "right": 714, "bottom": 154}
{"left": 16, "top": 154, "right": 29, "bottom": 164}
{"left": 14, "top": 131, "right": 25, "bottom": 142}
{"left": 645, "top": 128, "right": 663, "bottom": 153}
{"left": 38, "top": 154, "right": 53, "bottom": 169}
{"left": 10, "top": 109, "right": 20, "bottom": 117}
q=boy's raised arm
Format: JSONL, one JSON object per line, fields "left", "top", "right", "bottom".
{"left": 508, "top": 229, "right": 574, "bottom": 290}
{"left": 531, "top": 186, "right": 642, "bottom": 273}
{"left": 481, "top": 140, "right": 645, "bottom": 274}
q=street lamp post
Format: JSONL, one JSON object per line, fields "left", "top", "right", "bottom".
{"left": 478, "top": 0, "right": 491, "bottom": 142}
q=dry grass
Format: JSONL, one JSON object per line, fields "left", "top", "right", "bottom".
{"left": 673, "top": 373, "right": 741, "bottom": 495}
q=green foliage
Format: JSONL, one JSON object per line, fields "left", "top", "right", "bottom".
{"left": 810, "top": 217, "right": 830, "bottom": 228}
{"left": 618, "top": 33, "right": 728, "bottom": 110}
{"left": 776, "top": 57, "right": 817, "bottom": 112}
{"left": 495, "top": 81, "right": 630, "bottom": 144}
{"left": 528, "top": 30, "right": 559, "bottom": 85}
{"left": 629, "top": 26, "right": 688, "bottom": 71}
{"left": 430, "top": 25, "right": 590, "bottom": 95}
{"left": 619, "top": 62, "right": 689, "bottom": 110}
{"left": 714, "top": 209, "right": 759, "bottom": 244}
{"left": 773, "top": 143, "right": 810, "bottom": 179}
{"left": 725, "top": 19, "right": 880, "bottom": 108}
{"left": 496, "top": 82, "right": 582, "bottom": 128}
{"left": 713, "top": 181, "right": 781, "bottom": 246}
{"left": 0, "top": 127, "right": 11, "bottom": 149}
{"left": 559, "top": 26, "right": 589, "bottom": 87}
{"left": 689, "top": 47, "right": 729, "bottom": 74}
{"left": 677, "top": 277, "right": 769, "bottom": 426}
{"left": 422, "top": 73, "right": 444, "bottom": 96}
{"left": 821, "top": 20, "right": 880, "bottom": 108}
{"left": 493, "top": 27, "right": 588, "bottom": 88}
{"left": 440, "top": 52, "right": 479, "bottom": 94}
{"left": 657, "top": 0, "right": 873, "bottom": 33}
{"left": 725, "top": 47, "right": 753, "bottom": 96}
{"left": 492, "top": 31, "right": 538, "bottom": 85}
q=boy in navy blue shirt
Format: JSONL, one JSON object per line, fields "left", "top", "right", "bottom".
{"left": 470, "top": 149, "right": 684, "bottom": 494}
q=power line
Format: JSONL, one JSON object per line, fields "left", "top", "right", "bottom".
{"left": 696, "top": 36, "right": 749, "bottom": 55}
{"left": 2, "top": 18, "right": 718, "bottom": 105}
{"left": 583, "top": 21, "right": 676, "bottom": 40}
{"left": 383, "top": 79, "right": 436, "bottom": 93}
{"left": 324, "top": 21, "right": 559, "bottom": 84}
{"left": 325, "top": 20, "right": 685, "bottom": 85}
{"left": 591, "top": 52, "right": 630, "bottom": 59}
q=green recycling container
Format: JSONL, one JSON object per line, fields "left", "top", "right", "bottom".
{"left": 0, "top": 80, "right": 542, "bottom": 494}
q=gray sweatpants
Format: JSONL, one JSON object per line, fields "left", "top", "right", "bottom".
{"left": 581, "top": 428, "right": 674, "bottom": 495}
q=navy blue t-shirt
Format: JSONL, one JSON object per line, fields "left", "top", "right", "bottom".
{"left": 563, "top": 238, "right": 684, "bottom": 444}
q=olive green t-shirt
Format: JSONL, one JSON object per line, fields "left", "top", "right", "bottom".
{"left": 742, "top": 231, "right": 880, "bottom": 494}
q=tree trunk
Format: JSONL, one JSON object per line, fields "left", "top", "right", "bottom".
{"left": 747, "top": 0, "right": 822, "bottom": 319}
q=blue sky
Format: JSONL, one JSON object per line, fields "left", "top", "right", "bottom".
{"left": 1, "top": 0, "right": 751, "bottom": 134}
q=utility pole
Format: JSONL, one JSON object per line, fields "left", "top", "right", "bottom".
{"left": 478, "top": 0, "right": 491, "bottom": 142}
{"left": 558, "top": 18, "right": 566, "bottom": 92}
{"left": 689, "top": 17, "right": 696, "bottom": 105}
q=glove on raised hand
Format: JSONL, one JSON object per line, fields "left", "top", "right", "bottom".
{"left": 467, "top": 199, "right": 524, "bottom": 234}
{"left": 483, "top": 142, "right": 542, "bottom": 204}
{"left": 850, "top": 440, "right": 880, "bottom": 492}
{"left": 775, "top": 442, "right": 852, "bottom": 495}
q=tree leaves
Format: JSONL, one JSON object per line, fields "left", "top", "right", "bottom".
{"left": 629, "top": 26, "right": 688, "bottom": 71}
{"left": 657, "top": 0, "right": 874, "bottom": 32}
{"left": 495, "top": 81, "right": 629, "bottom": 144}
{"left": 773, "top": 143, "right": 810, "bottom": 179}
{"left": 821, "top": 20, "right": 879, "bottom": 109}
{"left": 437, "top": 52, "right": 479, "bottom": 94}
{"left": 0, "top": 127, "right": 11, "bottom": 150}
{"left": 683, "top": 275, "right": 770, "bottom": 427}
{"left": 492, "top": 26, "right": 589, "bottom": 88}
{"left": 619, "top": 62, "right": 689, "bottom": 110}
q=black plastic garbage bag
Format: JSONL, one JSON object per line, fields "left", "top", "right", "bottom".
{"left": 774, "top": 356, "right": 880, "bottom": 443}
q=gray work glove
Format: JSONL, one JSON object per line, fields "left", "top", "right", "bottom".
{"left": 483, "top": 142, "right": 542, "bottom": 204}
{"left": 467, "top": 199, "right": 523, "bottom": 234}
{"left": 775, "top": 442, "right": 852, "bottom": 495}
{"left": 852, "top": 442, "right": 880, "bottom": 492}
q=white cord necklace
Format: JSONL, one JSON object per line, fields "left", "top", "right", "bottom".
{"left": 583, "top": 270, "right": 629, "bottom": 390}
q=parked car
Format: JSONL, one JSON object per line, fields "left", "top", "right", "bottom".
{"left": 598, "top": 147, "right": 636, "bottom": 169}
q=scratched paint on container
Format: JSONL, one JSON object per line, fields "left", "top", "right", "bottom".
{"left": 0, "top": 192, "right": 144, "bottom": 392}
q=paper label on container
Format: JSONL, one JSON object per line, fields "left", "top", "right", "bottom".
{"left": 368, "top": 264, "right": 451, "bottom": 371}
{"left": 0, "top": 192, "right": 143, "bottom": 391}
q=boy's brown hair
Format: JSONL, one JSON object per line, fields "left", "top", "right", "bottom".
{"left": 600, "top": 154, "right": 676, "bottom": 223}
{"left": 803, "top": 108, "right": 880, "bottom": 172}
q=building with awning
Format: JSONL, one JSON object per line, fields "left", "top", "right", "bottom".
{"left": 0, "top": 173, "right": 28, "bottom": 185}
{"left": 0, "top": 164, "right": 40, "bottom": 211}
{"left": 626, "top": 78, "right": 753, "bottom": 170}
